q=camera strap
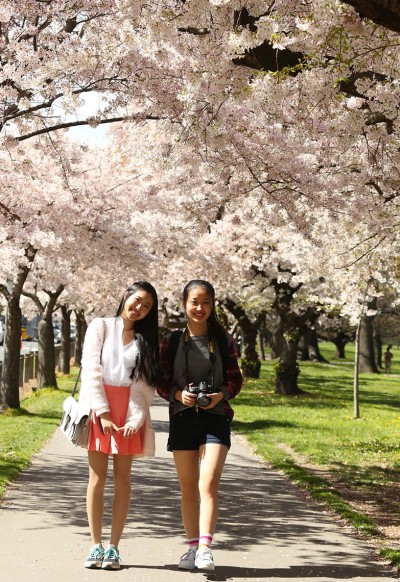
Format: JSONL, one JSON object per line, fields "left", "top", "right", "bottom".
{"left": 183, "top": 327, "right": 216, "bottom": 389}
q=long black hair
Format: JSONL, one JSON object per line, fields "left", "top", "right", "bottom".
{"left": 116, "top": 281, "right": 159, "bottom": 386}
{"left": 182, "top": 279, "right": 226, "bottom": 337}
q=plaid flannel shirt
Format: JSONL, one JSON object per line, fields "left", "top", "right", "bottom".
{"left": 157, "top": 332, "right": 243, "bottom": 419}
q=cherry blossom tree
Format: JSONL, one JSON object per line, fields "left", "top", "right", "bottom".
{"left": 2, "top": 0, "right": 400, "bottom": 408}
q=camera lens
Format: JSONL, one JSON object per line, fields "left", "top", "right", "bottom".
{"left": 197, "top": 393, "right": 211, "bottom": 407}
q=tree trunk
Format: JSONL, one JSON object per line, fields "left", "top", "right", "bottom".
{"left": 240, "top": 324, "right": 261, "bottom": 378}
{"left": 297, "top": 334, "right": 309, "bottom": 361}
{"left": 374, "top": 332, "right": 383, "bottom": 369}
{"left": 358, "top": 313, "right": 379, "bottom": 373}
{"left": 332, "top": 334, "right": 348, "bottom": 359}
{"left": 59, "top": 305, "right": 72, "bottom": 374}
{"left": 0, "top": 296, "right": 22, "bottom": 409}
{"left": 268, "top": 328, "right": 285, "bottom": 359}
{"left": 0, "top": 245, "right": 36, "bottom": 410}
{"left": 268, "top": 268, "right": 320, "bottom": 394}
{"left": 23, "top": 284, "right": 65, "bottom": 389}
{"left": 74, "top": 309, "right": 87, "bottom": 366}
{"left": 37, "top": 317, "right": 57, "bottom": 388}
{"left": 221, "top": 299, "right": 264, "bottom": 379}
{"left": 275, "top": 336, "right": 302, "bottom": 395}
{"left": 298, "top": 329, "right": 329, "bottom": 362}
{"left": 258, "top": 330, "right": 266, "bottom": 361}
{"left": 235, "top": 333, "right": 243, "bottom": 358}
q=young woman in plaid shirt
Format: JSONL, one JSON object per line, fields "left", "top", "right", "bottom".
{"left": 157, "top": 280, "right": 242, "bottom": 571}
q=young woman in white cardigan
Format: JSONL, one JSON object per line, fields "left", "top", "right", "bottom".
{"left": 79, "top": 281, "right": 159, "bottom": 570}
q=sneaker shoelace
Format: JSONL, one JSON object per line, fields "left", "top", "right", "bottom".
{"left": 105, "top": 547, "right": 121, "bottom": 562}
{"left": 91, "top": 547, "right": 104, "bottom": 559}
{"left": 199, "top": 548, "right": 213, "bottom": 560}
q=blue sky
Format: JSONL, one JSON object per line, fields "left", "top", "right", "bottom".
{"left": 65, "top": 92, "right": 111, "bottom": 147}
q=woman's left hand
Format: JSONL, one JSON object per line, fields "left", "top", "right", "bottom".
{"left": 117, "top": 425, "right": 137, "bottom": 438}
{"left": 199, "top": 392, "right": 224, "bottom": 410}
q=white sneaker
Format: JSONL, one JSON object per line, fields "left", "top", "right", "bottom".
{"left": 102, "top": 546, "right": 121, "bottom": 570}
{"left": 84, "top": 544, "right": 105, "bottom": 569}
{"left": 195, "top": 546, "right": 215, "bottom": 570}
{"left": 178, "top": 546, "right": 197, "bottom": 570}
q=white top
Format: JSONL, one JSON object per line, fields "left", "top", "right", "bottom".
{"left": 79, "top": 317, "right": 155, "bottom": 437}
{"left": 101, "top": 316, "right": 139, "bottom": 386}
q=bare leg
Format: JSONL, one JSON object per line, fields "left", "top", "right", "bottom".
{"left": 87, "top": 451, "right": 109, "bottom": 544}
{"left": 110, "top": 454, "right": 134, "bottom": 547}
{"left": 173, "top": 450, "right": 200, "bottom": 539}
{"left": 198, "top": 444, "right": 228, "bottom": 536}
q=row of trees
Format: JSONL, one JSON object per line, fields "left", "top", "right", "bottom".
{"left": 1, "top": 1, "right": 400, "bottom": 408}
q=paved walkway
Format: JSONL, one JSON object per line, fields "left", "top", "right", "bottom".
{"left": 0, "top": 396, "right": 397, "bottom": 582}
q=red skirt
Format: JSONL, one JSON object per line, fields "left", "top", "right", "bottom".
{"left": 88, "top": 385, "right": 145, "bottom": 455}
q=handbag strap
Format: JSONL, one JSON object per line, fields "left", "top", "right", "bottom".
{"left": 71, "top": 318, "right": 106, "bottom": 399}
{"left": 71, "top": 367, "right": 82, "bottom": 399}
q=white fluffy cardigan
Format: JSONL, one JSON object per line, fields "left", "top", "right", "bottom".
{"left": 78, "top": 317, "right": 155, "bottom": 456}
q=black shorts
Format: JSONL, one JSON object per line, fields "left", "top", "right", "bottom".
{"left": 167, "top": 408, "right": 231, "bottom": 451}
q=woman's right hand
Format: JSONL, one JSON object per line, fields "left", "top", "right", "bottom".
{"left": 176, "top": 386, "right": 197, "bottom": 407}
{"left": 99, "top": 413, "right": 118, "bottom": 435}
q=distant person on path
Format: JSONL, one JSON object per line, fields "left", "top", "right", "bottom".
{"left": 157, "top": 280, "right": 242, "bottom": 571}
{"left": 384, "top": 346, "right": 393, "bottom": 373}
{"left": 79, "top": 282, "right": 159, "bottom": 570}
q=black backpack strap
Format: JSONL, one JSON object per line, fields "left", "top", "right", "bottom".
{"left": 167, "top": 327, "right": 230, "bottom": 380}
{"left": 214, "top": 329, "right": 230, "bottom": 380}
{"left": 168, "top": 330, "right": 183, "bottom": 372}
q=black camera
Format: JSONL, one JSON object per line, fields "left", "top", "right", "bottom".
{"left": 187, "top": 381, "right": 214, "bottom": 407}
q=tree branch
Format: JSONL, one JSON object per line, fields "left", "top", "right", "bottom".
{"left": 17, "top": 114, "right": 161, "bottom": 141}
{"left": 21, "top": 289, "right": 44, "bottom": 313}
{"left": 342, "top": 0, "right": 400, "bottom": 34}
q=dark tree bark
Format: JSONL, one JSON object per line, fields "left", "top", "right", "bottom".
{"left": 0, "top": 245, "right": 36, "bottom": 410}
{"left": 74, "top": 309, "right": 87, "bottom": 366}
{"left": 258, "top": 314, "right": 267, "bottom": 361}
{"left": 221, "top": 298, "right": 265, "bottom": 378}
{"left": 59, "top": 305, "right": 72, "bottom": 374}
{"left": 298, "top": 329, "right": 329, "bottom": 363}
{"left": 343, "top": 1, "right": 400, "bottom": 33}
{"left": 161, "top": 298, "right": 170, "bottom": 328}
{"left": 358, "top": 299, "right": 379, "bottom": 374}
{"left": 269, "top": 267, "right": 321, "bottom": 395}
{"left": 268, "top": 328, "right": 285, "bottom": 359}
{"left": 316, "top": 317, "right": 355, "bottom": 359}
{"left": 332, "top": 334, "right": 348, "bottom": 359}
{"left": 0, "top": 295, "right": 23, "bottom": 409}
{"left": 258, "top": 329, "right": 266, "bottom": 361}
{"left": 275, "top": 335, "right": 300, "bottom": 395}
{"left": 37, "top": 317, "right": 57, "bottom": 388}
{"left": 375, "top": 331, "right": 383, "bottom": 369}
{"left": 234, "top": 2, "right": 400, "bottom": 78}
{"left": 23, "top": 284, "right": 65, "bottom": 389}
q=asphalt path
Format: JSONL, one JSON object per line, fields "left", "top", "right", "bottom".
{"left": 0, "top": 396, "right": 398, "bottom": 581}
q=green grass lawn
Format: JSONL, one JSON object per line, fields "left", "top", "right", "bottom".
{"left": 233, "top": 342, "right": 400, "bottom": 564}
{"left": 0, "top": 371, "right": 77, "bottom": 499}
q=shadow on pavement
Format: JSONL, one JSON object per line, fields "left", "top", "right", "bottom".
{"left": 1, "top": 395, "right": 394, "bottom": 580}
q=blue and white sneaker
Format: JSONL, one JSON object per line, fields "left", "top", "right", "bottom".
{"left": 84, "top": 544, "right": 105, "bottom": 569}
{"left": 102, "top": 545, "right": 122, "bottom": 570}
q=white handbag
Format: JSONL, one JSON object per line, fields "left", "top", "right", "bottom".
{"left": 60, "top": 368, "right": 91, "bottom": 448}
